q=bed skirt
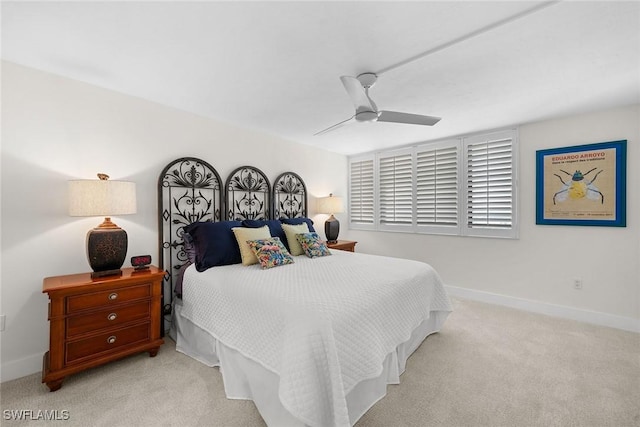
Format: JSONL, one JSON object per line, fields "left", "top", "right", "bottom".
{"left": 171, "top": 302, "right": 449, "bottom": 426}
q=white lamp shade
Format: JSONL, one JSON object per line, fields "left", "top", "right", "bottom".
{"left": 68, "top": 180, "right": 137, "bottom": 217}
{"left": 317, "top": 194, "right": 344, "bottom": 215}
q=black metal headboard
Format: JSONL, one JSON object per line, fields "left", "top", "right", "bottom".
{"left": 273, "top": 171, "right": 307, "bottom": 218}
{"left": 157, "top": 157, "right": 223, "bottom": 318}
{"left": 157, "top": 157, "right": 307, "bottom": 332}
{"left": 225, "top": 165, "right": 271, "bottom": 220}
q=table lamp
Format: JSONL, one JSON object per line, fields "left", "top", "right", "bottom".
{"left": 317, "top": 193, "right": 344, "bottom": 243}
{"left": 68, "top": 173, "right": 137, "bottom": 278}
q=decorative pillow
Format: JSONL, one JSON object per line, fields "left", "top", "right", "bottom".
{"left": 247, "top": 237, "right": 294, "bottom": 269}
{"left": 296, "top": 232, "right": 332, "bottom": 258}
{"left": 232, "top": 225, "right": 272, "bottom": 265}
{"left": 241, "top": 219, "right": 289, "bottom": 250}
{"left": 281, "top": 222, "right": 310, "bottom": 256}
{"left": 281, "top": 217, "right": 315, "bottom": 232}
{"left": 183, "top": 221, "right": 243, "bottom": 272}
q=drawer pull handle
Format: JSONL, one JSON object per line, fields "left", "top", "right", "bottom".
{"left": 108, "top": 313, "right": 117, "bottom": 321}
{"left": 108, "top": 293, "right": 118, "bottom": 301}
{"left": 107, "top": 336, "right": 117, "bottom": 344}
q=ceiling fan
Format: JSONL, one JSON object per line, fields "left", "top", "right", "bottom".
{"left": 315, "top": 72, "right": 441, "bottom": 136}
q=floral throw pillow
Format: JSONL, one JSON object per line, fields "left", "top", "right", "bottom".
{"left": 247, "top": 237, "right": 294, "bottom": 269}
{"left": 295, "top": 233, "right": 332, "bottom": 258}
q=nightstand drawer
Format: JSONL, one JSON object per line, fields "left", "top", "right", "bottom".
{"left": 66, "top": 283, "right": 151, "bottom": 313}
{"left": 66, "top": 301, "right": 151, "bottom": 337}
{"left": 66, "top": 323, "right": 150, "bottom": 364}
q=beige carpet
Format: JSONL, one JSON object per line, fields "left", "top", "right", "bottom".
{"left": 2, "top": 298, "right": 639, "bottom": 427}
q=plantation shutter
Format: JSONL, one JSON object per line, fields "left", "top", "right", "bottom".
{"left": 416, "top": 141, "right": 459, "bottom": 231}
{"left": 464, "top": 130, "right": 516, "bottom": 237}
{"left": 347, "top": 127, "right": 517, "bottom": 239}
{"left": 378, "top": 149, "right": 413, "bottom": 229}
{"left": 349, "top": 157, "right": 374, "bottom": 228}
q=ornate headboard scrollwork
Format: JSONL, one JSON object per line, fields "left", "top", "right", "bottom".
{"left": 273, "top": 172, "right": 307, "bottom": 219}
{"left": 157, "top": 160, "right": 310, "bottom": 336}
{"left": 157, "top": 157, "right": 223, "bottom": 320}
{"left": 225, "top": 166, "right": 271, "bottom": 220}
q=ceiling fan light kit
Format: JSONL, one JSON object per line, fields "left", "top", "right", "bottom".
{"left": 315, "top": 72, "right": 441, "bottom": 135}
{"left": 355, "top": 72, "right": 378, "bottom": 88}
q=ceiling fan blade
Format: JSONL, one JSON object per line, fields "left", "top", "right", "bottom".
{"left": 340, "top": 76, "right": 375, "bottom": 111}
{"left": 314, "top": 116, "right": 355, "bottom": 136}
{"left": 377, "top": 110, "right": 441, "bottom": 126}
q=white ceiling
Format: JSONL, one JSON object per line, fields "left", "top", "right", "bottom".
{"left": 2, "top": 1, "right": 639, "bottom": 155}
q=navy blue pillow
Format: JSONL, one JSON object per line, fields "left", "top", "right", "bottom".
{"left": 280, "top": 217, "right": 315, "bottom": 232}
{"left": 183, "top": 221, "right": 242, "bottom": 272}
{"left": 241, "top": 219, "right": 288, "bottom": 249}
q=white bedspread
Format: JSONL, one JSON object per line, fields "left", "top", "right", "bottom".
{"left": 180, "top": 250, "right": 452, "bottom": 427}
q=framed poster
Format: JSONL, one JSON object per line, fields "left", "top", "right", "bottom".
{"left": 536, "top": 140, "right": 626, "bottom": 227}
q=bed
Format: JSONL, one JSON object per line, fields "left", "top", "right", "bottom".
{"left": 157, "top": 157, "right": 452, "bottom": 426}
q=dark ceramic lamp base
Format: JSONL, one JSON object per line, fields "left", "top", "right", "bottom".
{"left": 324, "top": 214, "right": 340, "bottom": 243}
{"left": 87, "top": 217, "right": 127, "bottom": 279}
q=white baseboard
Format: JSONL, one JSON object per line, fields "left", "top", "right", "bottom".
{"left": 1, "top": 353, "right": 42, "bottom": 383}
{"left": 445, "top": 285, "right": 640, "bottom": 334}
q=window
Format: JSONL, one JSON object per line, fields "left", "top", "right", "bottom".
{"left": 464, "top": 131, "right": 516, "bottom": 237}
{"left": 378, "top": 149, "right": 413, "bottom": 231}
{"left": 416, "top": 141, "right": 460, "bottom": 235}
{"left": 348, "top": 157, "right": 375, "bottom": 229}
{"left": 348, "top": 129, "right": 518, "bottom": 239}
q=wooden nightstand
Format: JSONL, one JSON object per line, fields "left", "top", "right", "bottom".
{"left": 42, "top": 266, "right": 165, "bottom": 391}
{"left": 327, "top": 240, "right": 357, "bottom": 252}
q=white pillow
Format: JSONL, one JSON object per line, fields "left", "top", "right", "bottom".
{"left": 232, "top": 226, "right": 272, "bottom": 265}
{"left": 281, "top": 223, "right": 310, "bottom": 256}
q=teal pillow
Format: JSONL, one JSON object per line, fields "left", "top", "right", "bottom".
{"left": 247, "top": 237, "right": 294, "bottom": 269}
{"left": 295, "top": 233, "right": 332, "bottom": 258}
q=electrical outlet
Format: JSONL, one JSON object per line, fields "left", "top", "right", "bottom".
{"left": 573, "top": 279, "right": 583, "bottom": 290}
{"left": 0, "top": 315, "right": 5, "bottom": 331}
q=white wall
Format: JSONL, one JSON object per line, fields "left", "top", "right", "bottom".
{"left": 350, "top": 105, "right": 639, "bottom": 330}
{"left": 0, "top": 62, "right": 348, "bottom": 381}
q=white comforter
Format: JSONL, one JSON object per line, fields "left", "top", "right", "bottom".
{"left": 180, "top": 250, "right": 452, "bottom": 426}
